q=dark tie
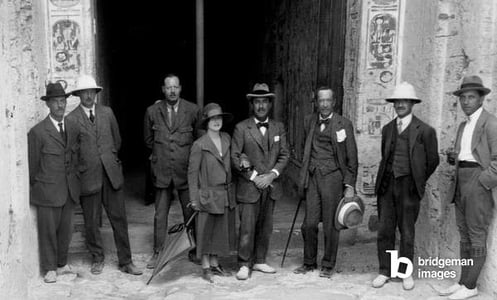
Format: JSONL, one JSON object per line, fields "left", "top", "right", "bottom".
{"left": 318, "top": 119, "right": 330, "bottom": 126}
{"left": 256, "top": 122, "right": 269, "bottom": 129}
{"left": 89, "top": 109, "right": 95, "bottom": 123}
{"left": 58, "top": 122, "right": 66, "bottom": 142}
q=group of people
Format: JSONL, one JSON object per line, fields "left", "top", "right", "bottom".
{"left": 28, "top": 72, "right": 495, "bottom": 299}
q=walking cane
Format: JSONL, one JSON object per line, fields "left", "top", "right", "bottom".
{"left": 281, "top": 196, "right": 304, "bottom": 267}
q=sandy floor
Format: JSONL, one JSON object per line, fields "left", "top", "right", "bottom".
{"left": 28, "top": 171, "right": 494, "bottom": 299}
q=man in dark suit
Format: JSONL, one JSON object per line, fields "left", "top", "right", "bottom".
{"left": 231, "top": 83, "right": 289, "bottom": 280}
{"left": 67, "top": 74, "right": 141, "bottom": 276}
{"left": 440, "top": 76, "right": 497, "bottom": 300}
{"left": 372, "top": 82, "right": 439, "bottom": 290}
{"left": 293, "top": 86, "right": 358, "bottom": 278}
{"left": 28, "top": 83, "right": 81, "bottom": 283}
{"left": 144, "top": 74, "right": 201, "bottom": 268}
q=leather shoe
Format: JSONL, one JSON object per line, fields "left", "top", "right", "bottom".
{"left": 211, "top": 265, "right": 231, "bottom": 277}
{"left": 56, "top": 264, "right": 73, "bottom": 275}
{"left": 293, "top": 264, "right": 317, "bottom": 274}
{"left": 202, "top": 268, "right": 213, "bottom": 283}
{"left": 44, "top": 270, "right": 56, "bottom": 283}
{"left": 319, "top": 267, "right": 333, "bottom": 278}
{"left": 147, "top": 253, "right": 158, "bottom": 269}
{"left": 91, "top": 261, "right": 104, "bottom": 275}
{"left": 119, "top": 263, "right": 143, "bottom": 275}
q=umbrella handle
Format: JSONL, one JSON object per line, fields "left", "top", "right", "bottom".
{"left": 185, "top": 211, "right": 199, "bottom": 228}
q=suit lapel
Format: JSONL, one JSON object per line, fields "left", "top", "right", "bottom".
{"left": 171, "top": 99, "right": 185, "bottom": 132}
{"left": 268, "top": 120, "right": 278, "bottom": 151}
{"left": 455, "top": 122, "right": 466, "bottom": 154}
{"left": 472, "top": 110, "right": 488, "bottom": 151}
{"left": 384, "top": 120, "right": 395, "bottom": 157}
{"left": 408, "top": 116, "right": 421, "bottom": 155}
{"left": 158, "top": 101, "right": 171, "bottom": 130}
{"left": 77, "top": 105, "right": 97, "bottom": 138}
{"left": 248, "top": 119, "right": 265, "bottom": 151}
{"left": 203, "top": 134, "right": 224, "bottom": 164}
{"left": 329, "top": 114, "right": 339, "bottom": 152}
{"left": 44, "top": 116, "right": 65, "bottom": 147}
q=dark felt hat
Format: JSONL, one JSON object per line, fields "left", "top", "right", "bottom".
{"left": 453, "top": 75, "right": 491, "bottom": 96}
{"left": 40, "top": 82, "right": 69, "bottom": 101}
{"left": 201, "top": 102, "right": 233, "bottom": 126}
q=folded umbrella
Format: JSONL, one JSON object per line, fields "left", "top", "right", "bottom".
{"left": 147, "top": 211, "right": 198, "bottom": 285}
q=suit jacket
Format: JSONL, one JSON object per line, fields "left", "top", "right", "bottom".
{"left": 231, "top": 118, "right": 290, "bottom": 203}
{"left": 298, "top": 113, "right": 358, "bottom": 193}
{"left": 144, "top": 98, "right": 201, "bottom": 189}
{"left": 449, "top": 109, "right": 497, "bottom": 202}
{"left": 188, "top": 132, "right": 236, "bottom": 213}
{"left": 375, "top": 115, "right": 439, "bottom": 199}
{"left": 66, "top": 104, "right": 123, "bottom": 195}
{"left": 28, "top": 116, "right": 81, "bottom": 207}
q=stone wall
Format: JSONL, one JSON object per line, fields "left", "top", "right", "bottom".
{"left": 0, "top": 0, "right": 48, "bottom": 298}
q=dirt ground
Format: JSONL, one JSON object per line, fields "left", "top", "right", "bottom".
{"left": 28, "top": 172, "right": 493, "bottom": 300}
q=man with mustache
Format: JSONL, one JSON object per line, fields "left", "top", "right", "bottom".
{"left": 293, "top": 86, "right": 358, "bottom": 278}
{"left": 67, "top": 74, "right": 142, "bottom": 276}
{"left": 231, "top": 83, "right": 289, "bottom": 280}
{"left": 440, "top": 75, "right": 497, "bottom": 300}
{"left": 372, "top": 82, "right": 439, "bottom": 290}
{"left": 28, "top": 82, "right": 80, "bottom": 283}
{"left": 144, "top": 74, "right": 201, "bottom": 268}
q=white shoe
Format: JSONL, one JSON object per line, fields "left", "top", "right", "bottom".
{"left": 236, "top": 266, "right": 250, "bottom": 280}
{"left": 448, "top": 286, "right": 478, "bottom": 300}
{"left": 43, "top": 270, "right": 57, "bottom": 283}
{"left": 372, "top": 274, "right": 389, "bottom": 288}
{"left": 402, "top": 276, "right": 414, "bottom": 290}
{"left": 56, "top": 265, "right": 73, "bottom": 275}
{"left": 439, "top": 283, "right": 463, "bottom": 296}
{"left": 252, "top": 263, "right": 276, "bottom": 274}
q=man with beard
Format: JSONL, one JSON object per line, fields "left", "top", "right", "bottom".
{"left": 144, "top": 74, "right": 201, "bottom": 268}
{"left": 231, "top": 83, "right": 289, "bottom": 280}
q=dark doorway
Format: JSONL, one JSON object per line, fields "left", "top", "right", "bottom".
{"left": 95, "top": 1, "right": 266, "bottom": 173}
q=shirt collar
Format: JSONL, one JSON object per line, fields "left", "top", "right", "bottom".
{"left": 254, "top": 117, "right": 269, "bottom": 124}
{"left": 319, "top": 113, "right": 333, "bottom": 121}
{"left": 397, "top": 113, "right": 413, "bottom": 125}
{"left": 49, "top": 115, "right": 64, "bottom": 130}
{"left": 80, "top": 104, "right": 95, "bottom": 114}
{"left": 166, "top": 99, "right": 180, "bottom": 111}
{"left": 468, "top": 107, "right": 483, "bottom": 122}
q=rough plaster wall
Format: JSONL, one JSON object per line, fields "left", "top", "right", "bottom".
{"left": 399, "top": 0, "right": 497, "bottom": 296}
{"left": 0, "top": 0, "right": 47, "bottom": 298}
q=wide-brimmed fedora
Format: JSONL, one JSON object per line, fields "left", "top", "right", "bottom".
{"left": 201, "top": 102, "right": 233, "bottom": 126}
{"left": 40, "top": 82, "right": 70, "bottom": 101}
{"left": 246, "top": 83, "right": 275, "bottom": 100}
{"left": 453, "top": 75, "right": 491, "bottom": 96}
{"left": 335, "top": 195, "right": 365, "bottom": 230}
{"left": 385, "top": 82, "right": 422, "bottom": 103}
{"left": 71, "top": 74, "right": 103, "bottom": 95}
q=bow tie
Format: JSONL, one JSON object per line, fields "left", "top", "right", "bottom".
{"left": 318, "top": 118, "right": 330, "bottom": 126}
{"left": 257, "top": 122, "right": 269, "bottom": 129}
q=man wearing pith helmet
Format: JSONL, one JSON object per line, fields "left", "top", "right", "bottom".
{"left": 28, "top": 82, "right": 80, "bottom": 283}
{"left": 67, "top": 74, "right": 142, "bottom": 276}
{"left": 231, "top": 82, "right": 289, "bottom": 280}
{"left": 440, "top": 75, "right": 497, "bottom": 300}
{"left": 373, "top": 82, "right": 439, "bottom": 290}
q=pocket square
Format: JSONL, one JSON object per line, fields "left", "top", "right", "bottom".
{"left": 274, "top": 135, "right": 280, "bottom": 142}
{"left": 336, "top": 129, "right": 346, "bottom": 142}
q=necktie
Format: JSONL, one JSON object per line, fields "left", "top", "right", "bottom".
{"left": 319, "top": 118, "right": 329, "bottom": 132}
{"left": 89, "top": 109, "right": 95, "bottom": 123}
{"left": 58, "top": 122, "right": 66, "bottom": 142}
{"left": 397, "top": 119, "right": 403, "bottom": 133}
{"left": 257, "top": 122, "right": 268, "bottom": 135}
{"left": 167, "top": 107, "right": 176, "bottom": 127}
